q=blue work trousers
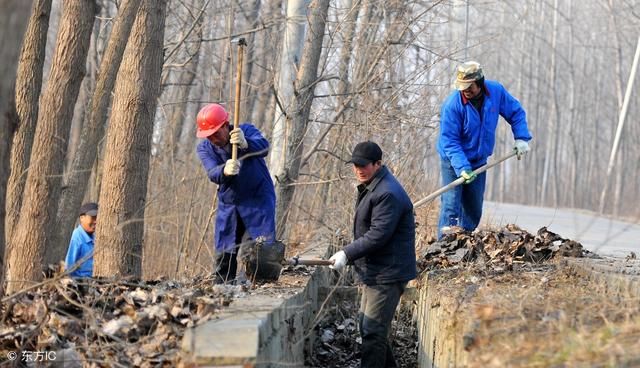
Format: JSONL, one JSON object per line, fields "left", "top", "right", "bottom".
{"left": 437, "top": 159, "right": 487, "bottom": 239}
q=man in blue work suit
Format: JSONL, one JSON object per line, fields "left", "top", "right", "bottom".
{"left": 437, "top": 61, "right": 533, "bottom": 238}
{"left": 195, "top": 103, "right": 276, "bottom": 284}
{"left": 65, "top": 202, "right": 98, "bottom": 277}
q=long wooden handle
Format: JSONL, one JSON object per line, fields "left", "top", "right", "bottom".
{"left": 413, "top": 151, "right": 517, "bottom": 209}
{"left": 288, "top": 257, "right": 335, "bottom": 266}
{"left": 232, "top": 39, "right": 246, "bottom": 161}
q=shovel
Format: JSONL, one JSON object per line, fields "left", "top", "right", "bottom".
{"left": 413, "top": 151, "right": 517, "bottom": 209}
{"left": 238, "top": 240, "right": 334, "bottom": 282}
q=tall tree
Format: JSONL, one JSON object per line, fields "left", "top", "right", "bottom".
{"left": 4, "top": 0, "right": 52, "bottom": 260}
{"left": 273, "top": 0, "right": 330, "bottom": 239}
{"left": 93, "top": 0, "right": 167, "bottom": 278}
{"left": 52, "top": 0, "right": 143, "bottom": 263}
{"left": 269, "top": 0, "right": 310, "bottom": 184}
{"left": 4, "top": 0, "right": 97, "bottom": 294}
{"left": 0, "top": 0, "right": 35, "bottom": 265}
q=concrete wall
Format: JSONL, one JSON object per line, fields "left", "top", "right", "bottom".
{"left": 181, "top": 267, "right": 335, "bottom": 367}
{"left": 180, "top": 235, "right": 352, "bottom": 367}
{"left": 413, "top": 258, "right": 640, "bottom": 368}
{"left": 415, "top": 271, "right": 468, "bottom": 368}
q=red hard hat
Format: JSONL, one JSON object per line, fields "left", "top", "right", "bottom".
{"left": 196, "top": 103, "right": 229, "bottom": 138}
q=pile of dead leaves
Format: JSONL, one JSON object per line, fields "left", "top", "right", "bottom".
{"left": 0, "top": 276, "right": 240, "bottom": 367}
{"left": 419, "top": 225, "right": 595, "bottom": 272}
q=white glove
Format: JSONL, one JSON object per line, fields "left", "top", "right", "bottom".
{"left": 223, "top": 159, "right": 241, "bottom": 176}
{"left": 329, "top": 250, "right": 347, "bottom": 270}
{"left": 514, "top": 139, "right": 530, "bottom": 160}
{"left": 229, "top": 128, "right": 248, "bottom": 149}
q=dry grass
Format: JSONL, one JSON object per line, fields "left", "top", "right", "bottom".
{"left": 426, "top": 263, "right": 640, "bottom": 367}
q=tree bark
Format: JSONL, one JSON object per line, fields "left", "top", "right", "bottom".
{"left": 52, "top": 0, "right": 143, "bottom": 263}
{"left": 2, "top": 0, "right": 48, "bottom": 265}
{"left": 5, "top": 0, "right": 96, "bottom": 294}
{"left": 269, "top": 0, "right": 310, "bottom": 183}
{"left": 249, "top": 0, "right": 282, "bottom": 132}
{"left": 93, "top": 0, "right": 167, "bottom": 278}
{"left": 314, "top": 0, "right": 361, "bottom": 223}
{"left": 162, "top": 0, "right": 204, "bottom": 158}
{"left": 274, "top": 0, "right": 330, "bottom": 239}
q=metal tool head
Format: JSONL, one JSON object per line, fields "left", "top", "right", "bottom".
{"left": 238, "top": 239, "right": 285, "bottom": 282}
{"left": 230, "top": 37, "right": 247, "bottom": 46}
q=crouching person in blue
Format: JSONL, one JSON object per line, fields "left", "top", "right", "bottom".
{"left": 437, "top": 61, "right": 533, "bottom": 238}
{"left": 64, "top": 202, "right": 98, "bottom": 277}
{"left": 195, "top": 103, "right": 276, "bottom": 284}
{"left": 329, "top": 141, "right": 416, "bottom": 368}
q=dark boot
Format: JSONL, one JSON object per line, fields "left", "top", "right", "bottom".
{"left": 214, "top": 252, "right": 238, "bottom": 284}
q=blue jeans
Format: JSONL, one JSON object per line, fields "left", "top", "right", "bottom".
{"left": 437, "top": 159, "right": 486, "bottom": 239}
{"left": 358, "top": 282, "right": 406, "bottom": 368}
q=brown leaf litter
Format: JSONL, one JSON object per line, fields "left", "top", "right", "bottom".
{"left": 418, "top": 224, "right": 597, "bottom": 272}
{"left": 0, "top": 276, "right": 240, "bottom": 367}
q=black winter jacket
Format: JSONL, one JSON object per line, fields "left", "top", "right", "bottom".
{"left": 343, "top": 166, "right": 417, "bottom": 285}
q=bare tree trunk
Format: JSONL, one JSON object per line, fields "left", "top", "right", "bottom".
{"left": 5, "top": 0, "right": 96, "bottom": 294}
{"left": 93, "top": 0, "right": 167, "bottom": 278}
{"left": 240, "top": 0, "right": 261, "bottom": 116}
{"left": 53, "top": 0, "right": 142, "bottom": 263}
{"left": 249, "top": 0, "right": 281, "bottom": 131}
{"left": 566, "top": 0, "right": 578, "bottom": 209}
{"left": 64, "top": 16, "right": 101, "bottom": 175}
{"left": 3, "top": 0, "right": 50, "bottom": 264}
{"left": 163, "top": 0, "right": 204, "bottom": 158}
{"left": 269, "top": 0, "right": 310, "bottom": 181}
{"left": 274, "top": 0, "right": 330, "bottom": 239}
{"left": 315, "top": 0, "right": 360, "bottom": 222}
{"left": 539, "top": 0, "right": 558, "bottom": 206}
{"left": 606, "top": 0, "right": 625, "bottom": 216}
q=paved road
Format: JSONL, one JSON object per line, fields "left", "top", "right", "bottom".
{"left": 481, "top": 201, "right": 640, "bottom": 258}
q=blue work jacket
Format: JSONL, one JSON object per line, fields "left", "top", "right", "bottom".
{"left": 343, "top": 166, "right": 417, "bottom": 285}
{"left": 196, "top": 123, "right": 276, "bottom": 252}
{"left": 437, "top": 80, "right": 533, "bottom": 176}
{"left": 64, "top": 225, "right": 94, "bottom": 277}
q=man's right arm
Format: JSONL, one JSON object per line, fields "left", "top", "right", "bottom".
{"left": 196, "top": 142, "right": 231, "bottom": 185}
{"left": 440, "top": 102, "right": 472, "bottom": 176}
{"left": 65, "top": 235, "right": 80, "bottom": 274}
{"left": 343, "top": 192, "right": 403, "bottom": 261}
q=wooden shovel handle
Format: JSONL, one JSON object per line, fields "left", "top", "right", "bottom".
{"left": 413, "top": 151, "right": 517, "bottom": 209}
{"left": 288, "top": 257, "right": 334, "bottom": 266}
{"left": 232, "top": 39, "right": 246, "bottom": 160}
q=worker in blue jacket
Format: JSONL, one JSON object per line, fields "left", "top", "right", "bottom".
{"left": 437, "top": 61, "right": 532, "bottom": 238}
{"left": 65, "top": 202, "right": 98, "bottom": 277}
{"left": 196, "top": 103, "right": 276, "bottom": 284}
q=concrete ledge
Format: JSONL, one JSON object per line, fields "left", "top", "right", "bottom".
{"left": 181, "top": 267, "right": 334, "bottom": 367}
{"left": 565, "top": 257, "right": 640, "bottom": 298}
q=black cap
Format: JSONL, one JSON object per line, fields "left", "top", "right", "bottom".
{"left": 348, "top": 141, "right": 383, "bottom": 166}
{"left": 79, "top": 202, "right": 98, "bottom": 217}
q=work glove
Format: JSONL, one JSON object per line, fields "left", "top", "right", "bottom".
{"left": 460, "top": 170, "right": 477, "bottom": 184}
{"left": 514, "top": 139, "right": 530, "bottom": 160}
{"left": 329, "top": 250, "right": 347, "bottom": 271}
{"left": 230, "top": 128, "right": 248, "bottom": 149}
{"left": 223, "top": 159, "right": 241, "bottom": 176}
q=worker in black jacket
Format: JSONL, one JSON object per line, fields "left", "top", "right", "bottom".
{"left": 330, "top": 141, "right": 416, "bottom": 368}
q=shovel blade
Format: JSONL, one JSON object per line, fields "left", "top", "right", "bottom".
{"left": 239, "top": 240, "right": 285, "bottom": 281}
